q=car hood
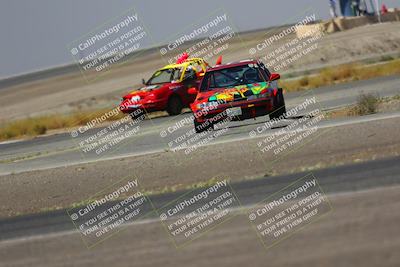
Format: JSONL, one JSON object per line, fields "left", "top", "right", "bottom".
{"left": 122, "top": 83, "right": 172, "bottom": 99}
{"left": 195, "top": 81, "right": 271, "bottom": 104}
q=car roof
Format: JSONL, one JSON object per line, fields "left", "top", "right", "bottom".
{"left": 208, "top": 59, "right": 259, "bottom": 71}
{"left": 160, "top": 58, "right": 204, "bottom": 70}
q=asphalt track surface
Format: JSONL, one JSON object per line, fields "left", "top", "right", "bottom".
{"left": 1, "top": 75, "right": 400, "bottom": 175}
{"left": 0, "top": 156, "right": 399, "bottom": 267}
{"left": 1, "top": 155, "right": 399, "bottom": 242}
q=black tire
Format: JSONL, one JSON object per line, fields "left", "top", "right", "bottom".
{"left": 194, "top": 119, "right": 214, "bottom": 133}
{"left": 166, "top": 95, "right": 183, "bottom": 116}
{"left": 129, "top": 109, "right": 145, "bottom": 121}
{"left": 270, "top": 89, "right": 286, "bottom": 120}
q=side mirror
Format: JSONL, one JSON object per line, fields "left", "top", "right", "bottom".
{"left": 142, "top": 78, "right": 146, "bottom": 85}
{"left": 188, "top": 87, "right": 198, "bottom": 95}
{"left": 270, "top": 73, "right": 280, "bottom": 81}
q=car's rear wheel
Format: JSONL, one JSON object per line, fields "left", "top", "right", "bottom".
{"left": 270, "top": 89, "right": 286, "bottom": 120}
{"left": 194, "top": 119, "right": 214, "bottom": 133}
{"left": 166, "top": 95, "right": 183, "bottom": 116}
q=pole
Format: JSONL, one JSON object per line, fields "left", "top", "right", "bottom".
{"left": 375, "top": 0, "right": 381, "bottom": 22}
{"left": 369, "top": 0, "right": 375, "bottom": 14}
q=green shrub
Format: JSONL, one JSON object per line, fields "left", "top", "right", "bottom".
{"left": 353, "top": 93, "right": 379, "bottom": 115}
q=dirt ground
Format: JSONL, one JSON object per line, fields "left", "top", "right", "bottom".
{"left": 1, "top": 22, "right": 400, "bottom": 123}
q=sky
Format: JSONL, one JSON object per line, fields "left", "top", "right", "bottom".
{"left": 1, "top": 0, "right": 398, "bottom": 78}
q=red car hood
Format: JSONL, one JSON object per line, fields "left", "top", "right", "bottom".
{"left": 122, "top": 83, "right": 170, "bottom": 99}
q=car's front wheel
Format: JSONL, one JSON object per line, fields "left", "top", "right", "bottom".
{"left": 166, "top": 95, "right": 183, "bottom": 116}
{"left": 270, "top": 89, "right": 286, "bottom": 120}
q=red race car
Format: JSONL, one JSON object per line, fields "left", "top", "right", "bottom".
{"left": 120, "top": 54, "right": 208, "bottom": 117}
{"left": 189, "top": 59, "right": 286, "bottom": 133}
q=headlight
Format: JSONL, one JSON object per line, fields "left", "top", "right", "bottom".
{"left": 248, "top": 93, "right": 269, "bottom": 100}
{"left": 197, "top": 101, "right": 219, "bottom": 109}
{"left": 259, "top": 92, "right": 269, "bottom": 98}
{"left": 131, "top": 95, "right": 141, "bottom": 102}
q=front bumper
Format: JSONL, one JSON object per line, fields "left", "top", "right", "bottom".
{"left": 194, "top": 97, "right": 274, "bottom": 123}
{"left": 120, "top": 98, "right": 167, "bottom": 113}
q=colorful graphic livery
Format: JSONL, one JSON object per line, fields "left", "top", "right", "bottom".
{"left": 207, "top": 82, "right": 270, "bottom": 102}
{"left": 120, "top": 53, "right": 208, "bottom": 116}
{"left": 189, "top": 59, "right": 286, "bottom": 133}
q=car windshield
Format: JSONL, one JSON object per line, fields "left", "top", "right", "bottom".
{"left": 147, "top": 67, "right": 182, "bottom": 85}
{"left": 200, "top": 64, "right": 265, "bottom": 91}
